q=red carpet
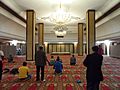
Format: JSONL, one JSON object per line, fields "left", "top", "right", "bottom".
{"left": 10, "top": 83, "right": 21, "bottom": 90}
{"left": 1, "top": 55, "right": 120, "bottom": 90}
{"left": 47, "top": 84, "right": 54, "bottom": 90}
{"left": 27, "top": 83, "right": 37, "bottom": 90}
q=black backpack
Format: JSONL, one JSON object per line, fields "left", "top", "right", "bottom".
{"left": 10, "top": 68, "right": 19, "bottom": 75}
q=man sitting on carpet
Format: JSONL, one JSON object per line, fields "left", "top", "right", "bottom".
{"left": 18, "top": 62, "right": 31, "bottom": 80}
{"left": 53, "top": 57, "right": 63, "bottom": 74}
{"left": 70, "top": 54, "right": 76, "bottom": 65}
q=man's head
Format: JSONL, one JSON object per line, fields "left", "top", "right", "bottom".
{"left": 39, "top": 45, "right": 43, "bottom": 50}
{"left": 98, "top": 45, "right": 101, "bottom": 47}
{"left": 23, "top": 62, "right": 27, "bottom": 66}
{"left": 92, "top": 46, "right": 99, "bottom": 52}
{"left": 72, "top": 55, "right": 74, "bottom": 57}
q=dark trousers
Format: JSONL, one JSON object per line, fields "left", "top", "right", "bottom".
{"left": 70, "top": 63, "right": 76, "bottom": 65}
{"left": 36, "top": 66, "right": 44, "bottom": 81}
{"left": 87, "top": 81, "right": 100, "bottom": 90}
{"left": 0, "top": 61, "right": 3, "bottom": 80}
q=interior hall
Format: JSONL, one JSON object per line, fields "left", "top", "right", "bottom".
{"left": 0, "top": 0, "right": 120, "bottom": 90}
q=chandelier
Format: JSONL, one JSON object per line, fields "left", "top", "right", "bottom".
{"left": 40, "top": 2, "right": 80, "bottom": 37}
{"left": 54, "top": 25, "right": 68, "bottom": 37}
{"left": 41, "top": 3, "right": 80, "bottom": 25}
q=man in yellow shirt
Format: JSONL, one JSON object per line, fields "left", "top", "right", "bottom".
{"left": 18, "top": 62, "right": 31, "bottom": 80}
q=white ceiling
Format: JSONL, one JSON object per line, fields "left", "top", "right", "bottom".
{"left": 0, "top": 0, "right": 120, "bottom": 43}
{"left": 12, "top": 0, "right": 108, "bottom": 20}
{"left": 1, "top": 0, "right": 119, "bottom": 33}
{"left": 2, "top": 0, "right": 116, "bottom": 24}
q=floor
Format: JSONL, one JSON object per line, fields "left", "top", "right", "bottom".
{"left": 0, "top": 55, "right": 120, "bottom": 90}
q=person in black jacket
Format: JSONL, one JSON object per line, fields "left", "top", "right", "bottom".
{"left": 35, "top": 45, "right": 47, "bottom": 82}
{"left": 83, "top": 46, "right": 103, "bottom": 90}
{"left": 70, "top": 54, "right": 76, "bottom": 65}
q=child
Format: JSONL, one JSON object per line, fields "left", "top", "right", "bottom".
{"left": 54, "top": 56, "right": 63, "bottom": 74}
{"left": 49, "top": 56, "right": 55, "bottom": 66}
{"left": 18, "top": 62, "right": 31, "bottom": 80}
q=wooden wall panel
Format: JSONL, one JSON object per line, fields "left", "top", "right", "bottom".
{"left": 49, "top": 44, "right": 52, "bottom": 53}
{"left": 48, "top": 43, "right": 74, "bottom": 53}
{"left": 53, "top": 45, "right": 56, "bottom": 52}
{"left": 57, "top": 45, "right": 60, "bottom": 52}
{"left": 61, "top": 44, "right": 64, "bottom": 52}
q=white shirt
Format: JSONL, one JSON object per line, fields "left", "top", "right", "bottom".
{"left": 0, "top": 50, "right": 4, "bottom": 61}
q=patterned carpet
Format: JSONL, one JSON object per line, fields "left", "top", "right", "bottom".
{"left": 0, "top": 55, "right": 120, "bottom": 90}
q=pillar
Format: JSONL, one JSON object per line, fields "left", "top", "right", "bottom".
{"left": 78, "top": 23, "right": 84, "bottom": 56}
{"left": 86, "top": 10, "right": 95, "bottom": 54}
{"left": 38, "top": 23, "right": 44, "bottom": 45}
{"left": 26, "top": 10, "right": 36, "bottom": 61}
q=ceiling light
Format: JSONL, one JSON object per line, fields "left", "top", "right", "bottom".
{"left": 40, "top": 1, "right": 80, "bottom": 37}
{"left": 55, "top": 30, "right": 66, "bottom": 36}
{"left": 40, "top": 2, "right": 80, "bottom": 25}
{"left": 54, "top": 25, "right": 68, "bottom": 37}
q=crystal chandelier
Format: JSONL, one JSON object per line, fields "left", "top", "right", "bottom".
{"left": 40, "top": 2, "right": 80, "bottom": 37}
{"left": 55, "top": 30, "right": 67, "bottom": 36}
{"left": 54, "top": 25, "right": 68, "bottom": 36}
{"left": 41, "top": 2, "right": 80, "bottom": 25}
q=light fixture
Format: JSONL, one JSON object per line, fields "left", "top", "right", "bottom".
{"left": 40, "top": 1, "right": 80, "bottom": 37}
{"left": 54, "top": 25, "right": 68, "bottom": 37}
{"left": 55, "top": 30, "right": 66, "bottom": 36}
{"left": 40, "top": 2, "right": 80, "bottom": 25}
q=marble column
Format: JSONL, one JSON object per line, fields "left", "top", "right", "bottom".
{"left": 86, "top": 10, "right": 95, "bottom": 54}
{"left": 38, "top": 23, "right": 44, "bottom": 46}
{"left": 78, "top": 23, "right": 84, "bottom": 56}
{"left": 26, "top": 10, "right": 36, "bottom": 61}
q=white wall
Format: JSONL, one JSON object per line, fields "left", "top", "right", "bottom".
{"left": 96, "top": 15, "right": 120, "bottom": 40}
{"left": 110, "top": 44, "right": 120, "bottom": 58}
{"left": 0, "top": 14, "right": 26, "bottom": 40}
{"left": 44, "top": 33, "right": 78, "bottom": 43}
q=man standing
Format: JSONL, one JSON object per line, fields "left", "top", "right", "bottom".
{"left": 83, "top": 46, "right": 103, "bottom": 90}
{"left": 35, "top": 45, "right": 47, "bottom": 82}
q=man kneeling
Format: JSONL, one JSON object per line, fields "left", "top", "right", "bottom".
{"left": 18, "top": 62, "right": 31, "bottom": 80}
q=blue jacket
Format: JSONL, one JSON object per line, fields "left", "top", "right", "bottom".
{"left": 54, "top": 61, "right": 63, "bottom": 72}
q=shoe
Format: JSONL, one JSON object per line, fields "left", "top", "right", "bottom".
{"left": 42, "top": 79, "right": 46, "bottom": 82}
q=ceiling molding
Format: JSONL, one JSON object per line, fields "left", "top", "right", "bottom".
{"left": 95, "top": 2, "right": 120, "bottom": 23}
{"left": 0, "top": 1, "right": 26, "bottom": 23}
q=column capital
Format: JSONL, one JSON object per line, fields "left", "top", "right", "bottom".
{"left": 87, "top": 9, "right": 95, "bottom": 12}
{"left": 26, "top": 10, "right": 35, "bottom": 12}
{"left": 38, "top": 23, "right": 44, "bottom": 25}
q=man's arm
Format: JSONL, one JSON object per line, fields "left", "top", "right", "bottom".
{"left": 83, "top": 55, "right": 89, "bottom": 67}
